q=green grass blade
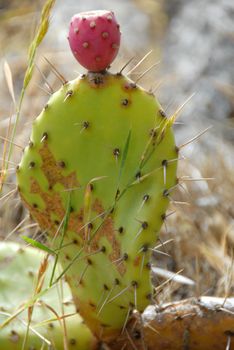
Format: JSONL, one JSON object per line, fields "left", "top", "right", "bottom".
{"left": 21, "top": 235, "right": 56, "bottom": 255}
{"left": 49, "top": 192, "right": 71, "bottom": 286}
{"left": 116, "top": 129, "right": 132, "bottom": 193}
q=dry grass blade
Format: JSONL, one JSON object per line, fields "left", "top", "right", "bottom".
{"left": 21, "top": 254, "right": 50, "bottom": 349}
{"left": 0, "top": 135, "right": 24, "bottom": 149}
{"left": 0, "top": 188, "right": 17, "bottom": 207}
{"left": 0, "top": 116, "right": 16, "bottom": 129}
{"left": 4, "top": 214, "right": 29, "bottom": 240}
{"left": 222, "top": 252, "right": 234, "bottom": 307}
{"left": 3, "top": 60, "right": 16, "bottom": 106}
{"left": 57, "top": 279, "right": 69, "bottom": 350}
{"left": 6, "top": 0, "right": 56, "bottom": 173}
{"left": 0, "top": 311, "right": 51, "bottom": 346}
{"left": 0, "top": 115, "right": 12, "bottom": 191}
{"left": 50, "top": 193, "right": 71, "bottom": 286}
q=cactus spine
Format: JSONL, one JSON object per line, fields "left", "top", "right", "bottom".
{"left": 16, "top": 10, "right": 178, "bottom": 342}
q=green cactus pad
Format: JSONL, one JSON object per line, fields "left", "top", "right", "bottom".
{"left": 0, "top": 242, "right": 96, "bottom": 350}
{"left": 17, "top": 71, "right": 177, "bottom": 340}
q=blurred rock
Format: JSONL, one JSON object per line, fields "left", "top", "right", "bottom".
{"left": 160, "top": 0, "right": 234, "bottom": 145}
{"left": 196, "top": 195, "right": 219, "bottom": 208}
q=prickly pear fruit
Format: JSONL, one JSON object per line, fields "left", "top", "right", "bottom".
{"left": 68, "top": 10, "right": 120, "bottom": 72}
{"left": 0, "top": 242, "right": 96, "bottom": 350}
{"left": 17, "top": 70, "right": 178, "bottom": 341}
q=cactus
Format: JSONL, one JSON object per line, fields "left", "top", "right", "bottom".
{"left": 0, "top": 242, "right": 96, "bottom": 350}
{"left": 16, "top": 10, "right": 178, "bottom": 343}
{"left": 68, "top": 10, "right": 121, "bottom": 72}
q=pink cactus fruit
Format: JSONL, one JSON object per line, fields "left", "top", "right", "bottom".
{"left": 68, "top": 10, "right": 121, "bottom": 72}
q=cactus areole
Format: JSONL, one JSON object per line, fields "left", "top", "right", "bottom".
{"left": 68, "top": 10, "right": 121, "bottom": 72}
{"left": 17, "top": 9, "right": 178, "bottom": 343}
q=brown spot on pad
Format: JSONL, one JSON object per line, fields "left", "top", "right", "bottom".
{"left": 39, "top": 143, "right": 79, "bottom": 189}
{"left": 21, "top": 143, "right": 124, "bottom": 274}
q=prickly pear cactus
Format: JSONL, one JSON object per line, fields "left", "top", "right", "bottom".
{"left": 0, "top": 242, "right": 96, "bottom": 350}
{"left": 17, "top": 10, "right": 178, "bottom": 342}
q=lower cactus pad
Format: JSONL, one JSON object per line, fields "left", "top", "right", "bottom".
{"left": 0, "top": 242, "right": 96, "bottom": 350}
